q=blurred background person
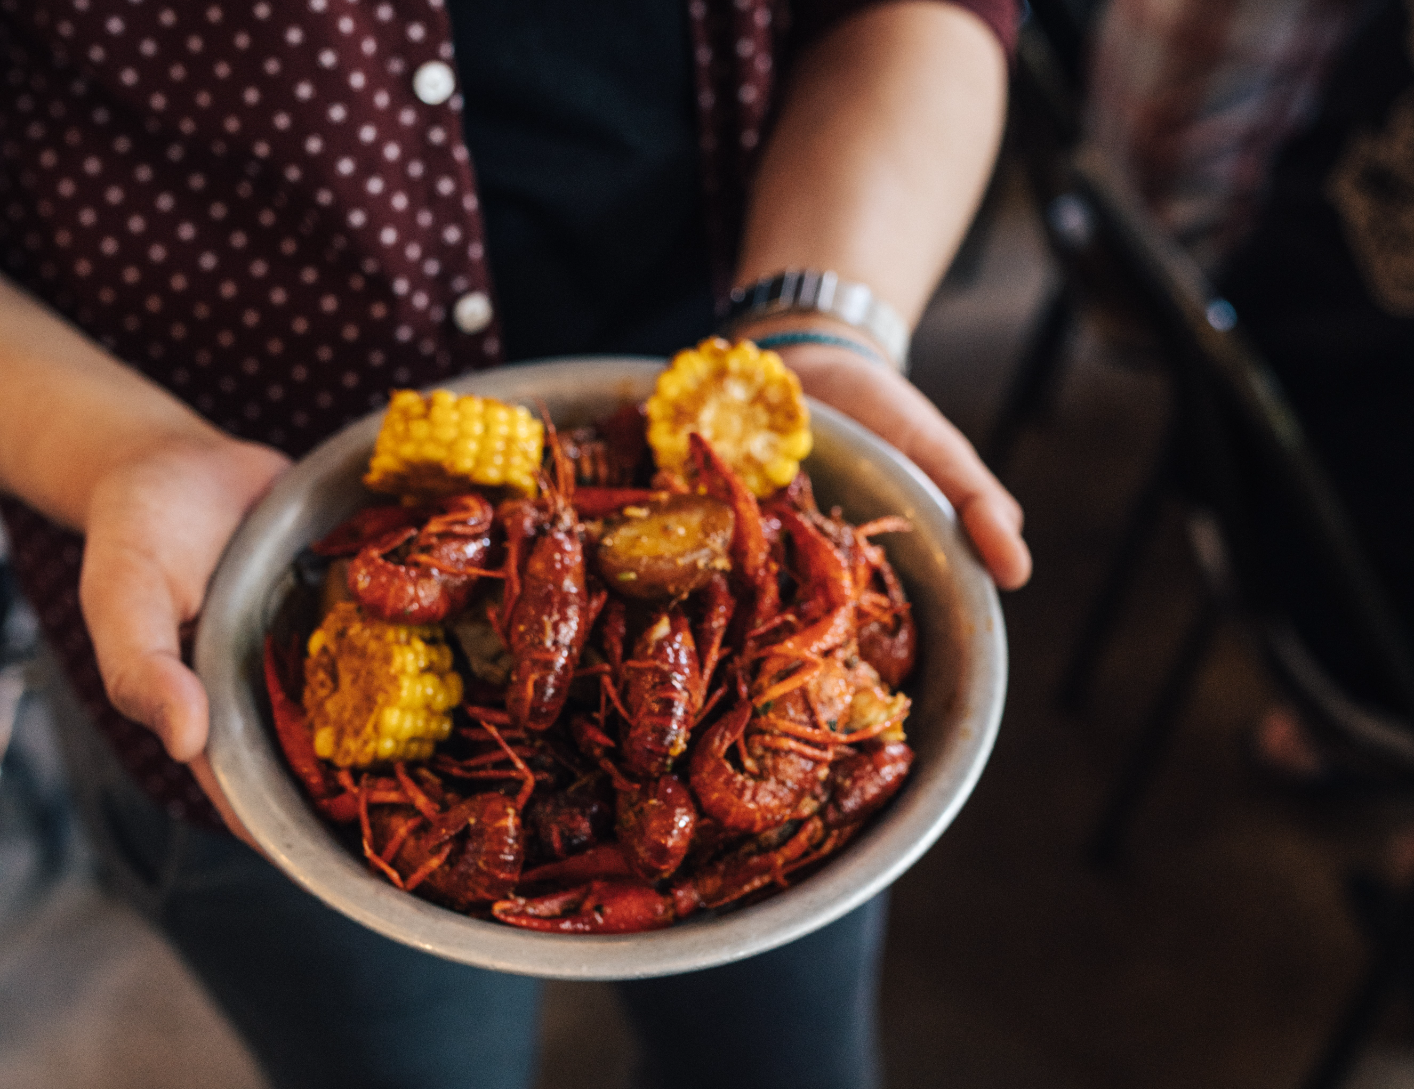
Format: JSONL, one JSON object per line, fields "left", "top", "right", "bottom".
{"left": 1084, "top": 0, "right": 1414, "bottom": 785}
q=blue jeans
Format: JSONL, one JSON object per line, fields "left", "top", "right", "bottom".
{"left": 56, "top": 664, "right": 887, "bottom": 1089}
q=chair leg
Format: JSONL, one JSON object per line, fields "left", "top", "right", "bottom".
{"left": 1086, "top": 597, "right": 1222, "bottom": 869}
{"left": 985, "top": 287, "right": 1073, "bottom": 471}
{"left": 1059, "top": 447, "right": 1173, "bottom": 713}
{"left": 1299, "top": 877, "right": 1414, "bottom": 1089}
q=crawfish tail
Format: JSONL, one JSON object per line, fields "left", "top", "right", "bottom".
{"left": 621, "top": 607, "right": 700, "bottom": 780}
{"left": 617, "top": 774, "right": 697, "bottom": 882}
{"left": 505, "top": 499, "right": 590, "bottom": 732}
{"left": 493, "top": 879, "right": 677, "bottom": 933}
{"left": 824, "top": 740, "right": 914, "bottom": 828}
{"left": 689, "top": 702, "right": 814, "bottom": 835}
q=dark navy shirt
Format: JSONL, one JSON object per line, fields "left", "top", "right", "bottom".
{"left": 448, "top": 0, "right": 716, "bottom": 361}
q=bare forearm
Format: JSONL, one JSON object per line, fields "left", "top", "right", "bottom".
{"left": 730, "top": 3, "right": 1029, "bottom": 588}
{"left": 735, "top": 1, "right": 1007, "bottom": 323}
{"left": 0, "top": 274, "right": 286, "bottom": 806}
{"left": 0, "top": 273, "right": 227, "bottom": 532}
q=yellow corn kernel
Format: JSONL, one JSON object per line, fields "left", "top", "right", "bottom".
{"left": 303, "top": 602, "right": 463, "bottom": 768}
{"left": 364, "top": 388, "right": 544, "bottom": 499}
{"left": 645, "top": 337, "right": 812, "bottom": 498}
{"left": 846, "top": 686, "right": 911, "bottom": 743}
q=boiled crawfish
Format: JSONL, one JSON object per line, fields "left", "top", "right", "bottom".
{"left": 497, "top": 424, "right": 606, "bottom": 732}
{"left": 311, "top": 493, "right": 497, "bottom": 625}
{"left": 490, "top": 814, "right": 846, "bottom": 933}
{"left": 265, "top": 635, "right": 542, "bottom": 908}
{"left": 689, "top": 505, "right": 869, "bottom": 834}
{"left": 603, "top": 572, "right": 733, "bottom": 781}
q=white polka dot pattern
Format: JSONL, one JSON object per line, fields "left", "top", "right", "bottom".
{"left": 1, "top": 0, "right": 498, "bottom": 458}
{"left": 451, "top": 288, "right": 492, "bottom": 334}
{"left": 689, "top": 0, "right": 776, "bottom": 297}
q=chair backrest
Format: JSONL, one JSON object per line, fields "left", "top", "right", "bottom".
{"left": 1048, "top": 146, "right": 1414, "bottom": 741}
{"left": 1011, "top": 19, "right": 1167, "bottom": 341}
{"left": 1022, "top": 0, "right": 1103, "bottom": 93}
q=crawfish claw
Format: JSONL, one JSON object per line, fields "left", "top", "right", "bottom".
{"left": 492, "top": 879, "right": 677, "bottom": 933}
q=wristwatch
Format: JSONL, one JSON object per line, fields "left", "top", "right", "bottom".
{"left": 723, "top": 270, "right": 910, "bottom": 373}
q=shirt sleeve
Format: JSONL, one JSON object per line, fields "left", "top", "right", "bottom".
{"left": 1081, "top": 0, "right": 1360, "bottom": 271}
{"left": 792, "top": 0, "right": 1021, "bottom": 56}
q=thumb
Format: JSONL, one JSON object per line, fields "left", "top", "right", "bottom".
{"left": 79, "top": 545, "right": 210, "bottom": 762}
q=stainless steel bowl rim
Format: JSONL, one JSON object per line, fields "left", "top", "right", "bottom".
{"left": 195, "top": 355, "right": 1007, "bottom": 980}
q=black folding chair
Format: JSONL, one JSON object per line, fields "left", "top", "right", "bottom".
{"left": 987, "top": 3, "right": 1154, "bottom": 470}
{"left": 1026, "top": 140, "right": 1414, "bottom": 1088}
{"left": 995, "top": 7, "right": 1414, "bottom": 1084}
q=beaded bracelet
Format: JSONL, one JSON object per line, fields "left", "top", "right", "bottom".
{"left": 750, "top": 330, "right": 898, "bottom": 373}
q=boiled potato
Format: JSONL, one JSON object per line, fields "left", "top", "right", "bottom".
{"left": 596, "top": 494, "right": 734, "bottom": 599}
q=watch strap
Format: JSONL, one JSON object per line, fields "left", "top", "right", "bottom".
{"left": 724, "top": 270, "right": 910, "bottom": 373}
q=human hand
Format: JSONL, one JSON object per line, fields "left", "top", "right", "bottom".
{"left": 78, "top": 435, "right": 291, "bottom": 846}
{"left": 776, "top": 343, "right": 1031, "bottom": 590}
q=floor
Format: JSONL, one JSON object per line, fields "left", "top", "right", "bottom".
{"left": 4, "top": 168, "right": 1414, "bottom": 1089}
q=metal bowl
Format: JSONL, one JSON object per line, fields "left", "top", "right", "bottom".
{"left": 195, "top": 357, "right": 1006, "bottom": 980}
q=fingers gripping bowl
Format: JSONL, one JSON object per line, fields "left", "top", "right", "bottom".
{"left": 195, "top": 356, "right": 1006, "bottom": 980}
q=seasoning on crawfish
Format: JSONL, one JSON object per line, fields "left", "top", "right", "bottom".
{"left": 264, "top": 345, "right": 920, "bottom": 933}
{"left": 499, "top": 420, "right": 604, "bottom": 734}
{"left": 317, "top": 493, "right": 498, "bottom": 625}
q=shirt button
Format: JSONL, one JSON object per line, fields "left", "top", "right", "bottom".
{"left": 412, "top": 60, "right": 456, "bottom": 106}
{"left": 453, "top": 291, "right": 493, "bottom": 334}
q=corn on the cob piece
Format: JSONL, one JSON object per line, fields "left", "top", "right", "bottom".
{"left": 303, "top": 602, "right": 463, "bottom": 768}
{"left": 646, "top": 337, "right": 812, "bottom": 498}
{"left": 364, "top": 388, "right": 544, "bottom": 499}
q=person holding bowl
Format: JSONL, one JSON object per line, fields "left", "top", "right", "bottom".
{"left": 0, "top": 2, "right": 1029, "bottom": 1086}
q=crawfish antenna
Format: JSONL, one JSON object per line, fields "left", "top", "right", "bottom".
{"left": 535, "top": 400, "right": 574, "bottom": 499}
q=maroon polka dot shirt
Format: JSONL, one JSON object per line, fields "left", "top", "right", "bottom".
{"left": 0, "top": 0, "right": 1017, "bottom": 827}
